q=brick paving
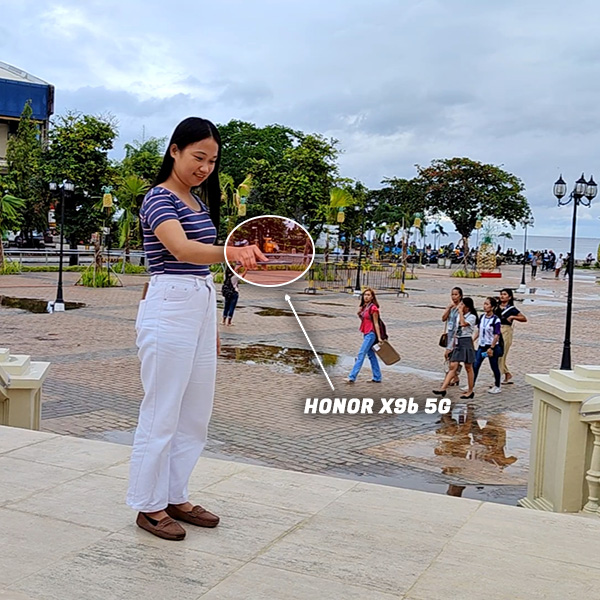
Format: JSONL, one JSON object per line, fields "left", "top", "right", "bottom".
{"left": 1, "top": 265, "right": 599, "bottom": 504}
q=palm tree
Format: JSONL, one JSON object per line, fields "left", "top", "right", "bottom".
{"left": 115, "top": 175, "right": 149, "bottom": 262}
{"left": 431, "top": 223, "right": 448, "bottom": 250}
{"left": 327, "top": 188, "right": 355, "bottom": 262}
{"left": 0, "top": 193, "right": 25, "bottom": 269}
{"left": 498, "top": 231, "right": 513, "bottom": 253}
{"left": 221, "top": 174, "right": 252, "bottom": 235}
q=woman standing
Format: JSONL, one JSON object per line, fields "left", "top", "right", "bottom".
{"left": 127, "top": 117, "right": 266, "bottom": 541}
{"left": 441, "top": 287, "right": 463, "bottom": 386}
{"left": 531, "top": 253, "right": 538, "bottom": 280}
{"left": 472, "top": 297, "right": 503, "bottom": 394}
{"left": 221, "top": 265, "right": 244, "bottom": 326}
{"left": 347, "top": 287, "right": 383, "bottom": 383}
{"left": 496, "top": 288, "right": 527, "bottom": 385}
{"left": 433, "top": 297, "right": 478, "bottom": 399}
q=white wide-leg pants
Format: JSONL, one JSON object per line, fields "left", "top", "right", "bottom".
{"left": 127, "top": 274, "right": 217, "bottom": 512}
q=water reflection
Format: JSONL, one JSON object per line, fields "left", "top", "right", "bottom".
{"left": 436, "top": 404, "right": 518, "bottom": 474}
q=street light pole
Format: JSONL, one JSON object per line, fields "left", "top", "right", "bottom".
{"left": 354, "top": 206, "right": 366, "bottom": 295}
{"left": 553, "top": 173, "right": 596, "bottom": 370}
{"left": 518, "top": 219, "right": 531, "bottom": 292}
{"left": 49, "top": 180, "right": 74, "bottom": 311}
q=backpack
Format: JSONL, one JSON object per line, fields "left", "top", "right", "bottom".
{"left": 368, "top": 305, "right": 388, "bottom": 340}
{"left": 221, "top": 276, "right": 235, "bottom": 298}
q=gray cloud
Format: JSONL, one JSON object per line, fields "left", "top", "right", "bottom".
{"left": 2, "top": 0, "right": 600, "bottom": 236}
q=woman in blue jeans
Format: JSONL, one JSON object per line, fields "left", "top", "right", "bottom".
{"left": 221, "top": 265, "right": 244, "bottom": 326}
{"left": 347, "top": 287, "right": 384, "bottom": 383}
{"left": 471, "top": 297, "right": 503, "bottom": 394}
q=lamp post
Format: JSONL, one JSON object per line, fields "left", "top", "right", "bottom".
{"left": 49, "top": 180, "right": 74, "bottom": 311}
{"left": 353, "top": 204, "right": 366, "bottom": 295}
{"left": 553, "top": 173, "right": 596, "bottom": 370}
{"left": 518, "top": 217, "right": 533, "bottom": 293}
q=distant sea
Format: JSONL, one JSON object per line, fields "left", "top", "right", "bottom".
{"left": 497, "top": 234, "right": 599, "bottom": 260}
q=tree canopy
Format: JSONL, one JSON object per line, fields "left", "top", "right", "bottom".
{"left": 416, "top": 157, "right": 530, "bottom": 240}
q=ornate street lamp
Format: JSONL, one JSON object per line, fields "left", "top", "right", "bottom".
{"left": 48, "top": 180, "right": 75, "bottom": 311}
{"left": 553, "top": 173, "right": 596, "bottom": 369}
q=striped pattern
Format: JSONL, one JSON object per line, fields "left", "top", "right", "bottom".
{"left": 140, "top": 186, "right": 217, "bottom": 276}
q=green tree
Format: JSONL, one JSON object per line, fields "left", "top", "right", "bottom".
{"left": 248, "top": 134, "right": 339, "bottom": 236}
{"left": 5, "top": 101, "right": 46, "bottom": 242}
{"left": 218, "top": 120, "right": 301, "bottom": 186}
{"left": 121, "top": 137, "right": 165, "bottom": 182}
{"left": 416, "top": 157, "right": 530, "bottom": 271}
{"left": 0, "top": 191, "right": 25, "bottom": 268}
{"left": 370, "top": 178, "right": 428, "bottom": 267}
{"left": 115, "top": 175, "right": 149, "bottom": 260}
{"left": 45, "top": 112, "right": 118, "bottom": 264}
{"left": 371, "top": 177, "right": 427, "bottom": 228}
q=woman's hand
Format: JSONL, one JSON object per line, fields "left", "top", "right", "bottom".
{"left": 229, "top": 245, "right": 268, "bottom": 269}
{"left": 486, "top": 348, "right": 493, "bottom": 357}
{"left": 216, "top": 333, "right": 221, "bottom": 355}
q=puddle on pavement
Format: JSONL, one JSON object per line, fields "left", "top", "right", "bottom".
{"left": 220, "top": 343, "right": 339, "bottom": 374}
{"left": 0, "top": 296, "right": 86, "bottom": 313}
{"left": 255, "top": 307, "right": 335, "bottom": 318}
{"left": 363, "top": 410, "right": 531, "bottom": 489}
{"left": 330, "top": 468, "right": 527, "bottom": 506}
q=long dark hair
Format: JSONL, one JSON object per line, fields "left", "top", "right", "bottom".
{"left": 360, "top": 287, "right": 380, "bottom": 309}
{"left": 462, "top": 297, "right": 478, "bottom": 323}
{"left": 485, "top": 296, "right": 499, "bottom": 312}
{"left": 154, "top": 117, "right": 222, "bottom": 231}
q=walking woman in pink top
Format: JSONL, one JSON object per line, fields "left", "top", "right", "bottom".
{"left": 347, "top": 287, "right": 384, "bottom": 383}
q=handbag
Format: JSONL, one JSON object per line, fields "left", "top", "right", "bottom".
{"left": 438, "top": 321, "right": 448, "bottom": 348}
{"left": 374, "top": 340, "right": 400, "bottom": 365}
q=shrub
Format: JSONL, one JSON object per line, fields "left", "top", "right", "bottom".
{"left": 111, "top": 260, "right": 147, "bottom": 274}
{"left": 0, "top": 260, "right": 21, "bottom": 274}
{"left": 79, "top": 269, "right": 118, "bottom": 287}
{"left": 452, "top": 269, "right": 481, "bottom": 278}
{"left": 21, "top": 265, "right": 87, "bottom": 272}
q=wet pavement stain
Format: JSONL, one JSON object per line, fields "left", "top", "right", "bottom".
{"left": 0, "top": 296, "right": 86, "bottom": 313}
{"left": 363, "top": 410, "right": 531, "bottom": 487}
{"left": 255, "top": 307, "right": 335, "bottom": 318}
{"left": 220, "top": 343, "right": 339, "bottom": 374}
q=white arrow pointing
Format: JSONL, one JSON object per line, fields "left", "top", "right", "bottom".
{"left": 285, "top": 294, "right": 335, "bottom": 391}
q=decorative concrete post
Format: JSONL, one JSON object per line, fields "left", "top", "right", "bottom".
{"left": 580, "top": 396, "right": 600, "bottom": 515}
{"left": 0, "top": 348, "right": 50, "bottom": 430}
{"left": 520, "top": 365, "right": 600, "bottom": 513}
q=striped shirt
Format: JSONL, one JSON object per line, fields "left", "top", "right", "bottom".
{"left": 140, "top": 186, "right": 217, "bottom": 276}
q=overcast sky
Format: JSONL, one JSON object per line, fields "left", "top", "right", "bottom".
{"left": 2, "top": 0, "right": 600, "bottom": 238}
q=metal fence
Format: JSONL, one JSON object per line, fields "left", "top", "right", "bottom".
{"left": 303, "top": 259, "right": 409, "bottom": 293}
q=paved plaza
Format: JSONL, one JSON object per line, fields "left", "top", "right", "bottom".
{"left": 3, "top": 426, "right": 600, "bottom": 600}
{"left": 1, "top": 264, "right": 600, "bottom": 506}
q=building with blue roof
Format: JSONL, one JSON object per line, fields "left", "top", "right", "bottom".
{"left": 0, "top": 61, "right": 54, "bottom": 172}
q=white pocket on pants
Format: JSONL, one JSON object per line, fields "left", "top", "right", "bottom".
{"left": 135, "top": 299, "right": 147, "bottom": 331}
{"left": 163, "top": 282, "right": 194, "bottom": 302}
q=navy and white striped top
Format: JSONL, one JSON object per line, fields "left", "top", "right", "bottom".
{"left": 140, "top": 186, "right": 217, "bottom": 276}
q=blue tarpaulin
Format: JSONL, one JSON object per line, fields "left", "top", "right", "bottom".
{"left": 0, "top": 78, "right": 54, "bottom": 120}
